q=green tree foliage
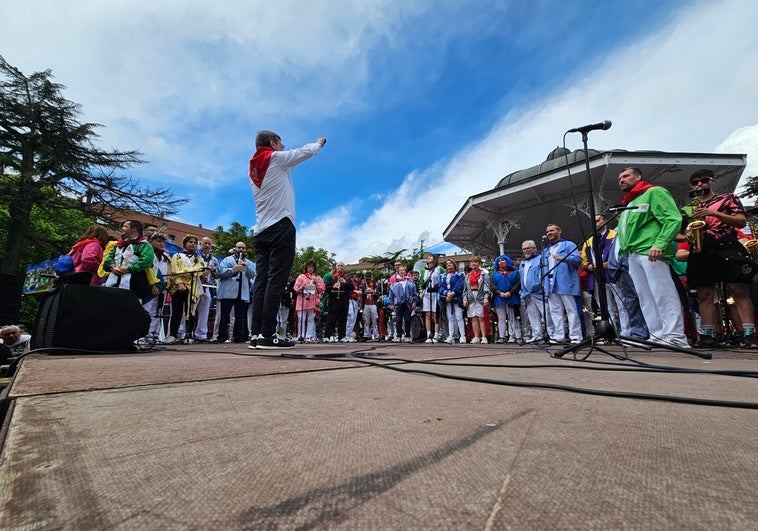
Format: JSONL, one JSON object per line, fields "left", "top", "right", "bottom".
{"left": 359, "top": 249, "right": 407, "bottom": 269}
{"left": 0, "top": 183, "right": 96, "bottom": 326}
{"left": 211, "top": 224, "right": 334, "bottom": 279}
{"left": 740, "top": 176, "right": 758, "bottom": 199}
{"left": 292, "top": 246, "right": 335, "bottom": 278}
{"left": 211, "top": 222, "right": 255, "bottom": 259}
{"left": 0, "top": 56, "right": 186, "bottom": 276}
{"left": 0, "top": 176, "right": 94, "bottom": 268}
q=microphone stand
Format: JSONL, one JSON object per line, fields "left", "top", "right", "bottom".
{"left": 538, "top": 237, "right": 551, "bottom": 346}
{"left": 553, "top": 130, "right": 711, "bottom": 360}
{"left": 552, "top": 129, "right": 622, "bottom": 359}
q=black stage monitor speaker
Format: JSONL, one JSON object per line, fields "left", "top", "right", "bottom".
{"left": 31, "top": 284, "right": 150, "bottom": 352}
{"left": 0, "top": 273, "right": 21, "bottom": 326}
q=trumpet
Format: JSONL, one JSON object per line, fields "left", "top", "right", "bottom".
{"left": 687, "top": 190, "right": 706, "bottom": 254}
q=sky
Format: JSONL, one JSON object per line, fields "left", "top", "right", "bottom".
{"left": 3, "top": 0, "right": 758, "bottom": 262}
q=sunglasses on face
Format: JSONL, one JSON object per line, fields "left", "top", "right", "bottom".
{"left": 690, "top": 177, "right": 711, "bottom": 185}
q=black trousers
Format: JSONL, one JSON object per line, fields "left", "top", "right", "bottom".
{"left": 169, "top": 290, "right": 195, "bottom": 338}
{"left": 250, "top": 218, "right": 296, "bottom": 338}
{"left": 325, "top": 299, "right": 349, "bottom": 339}
{"left": 218, "top": 298, "right": 249, "bottom": 342}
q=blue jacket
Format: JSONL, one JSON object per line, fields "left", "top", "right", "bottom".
{"left": 438, "top": 270, "right": 465, "bottom": 308}
{"left": 491, "top": 254, "right": 521, "bottom": 307}
{"left": 389, "top": 278, "right": 418, "bottom": 307}
{"left": 542, "top": 239, "right": 581, "bottom": 296}
{"left": 217, "top": 254, "right": 256, "bottom": 301}
{"left": 520, "top": 254, "right": 544, "bottom": 300}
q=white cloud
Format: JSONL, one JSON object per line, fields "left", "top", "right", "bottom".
{"left": 4, "top": 1, "right": 757, "bottom": 263}
{"left": 2, "top": 1, "right": 431, "bottom": 185}
{"left": 717, "top": 124, "right": 758, "bottom": 199}
{"left": 298, "top": 0, "right": 758, "bottom": 261}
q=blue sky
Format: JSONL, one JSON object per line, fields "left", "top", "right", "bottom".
{"left": 3, "top": 0, "right": 758, "bottom": 262}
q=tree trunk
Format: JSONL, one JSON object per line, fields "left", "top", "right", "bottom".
{"left": 0, "top": 193, "right": 33, "bottom": 275}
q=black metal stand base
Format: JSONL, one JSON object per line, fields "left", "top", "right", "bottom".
{"left": 552, "top": 320, "right": 712, "bottom": 360}
{"left": 616, "top": 335, "right": 712, "bottom": 359}
{"left": 552, "top": 319, "right": 620, "bottom": 359}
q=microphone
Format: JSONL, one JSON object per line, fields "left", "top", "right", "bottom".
{"left": 567, "top": 120, "right": 612, "bottom": 134}
{"left": 608, "top": 205, "right": 639, "bottom": 212}
{"left": 541, "top": 235, "right": 549, "bottom": 245}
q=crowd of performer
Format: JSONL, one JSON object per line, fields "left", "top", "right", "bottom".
{"left": 31, "top": 166, "right": 758, "bottom": 351}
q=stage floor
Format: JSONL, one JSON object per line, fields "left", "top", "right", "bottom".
{"left": 1, "top": 341, "right": 756, "bottom": 529}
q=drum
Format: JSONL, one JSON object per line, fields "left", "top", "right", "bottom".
{"left": 410, "top": 314, "right": 426, "bottom": 342}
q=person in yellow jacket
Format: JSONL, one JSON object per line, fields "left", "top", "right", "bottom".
{"left": 164, "top": 234, "right": 204, "bottom": 344}
{"left": 97, "top": 239, "right": 118, "bottom": 281}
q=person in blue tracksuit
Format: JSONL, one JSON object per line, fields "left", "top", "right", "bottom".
{"left": 491, "top": 254, "right": 523, "bottom": 345}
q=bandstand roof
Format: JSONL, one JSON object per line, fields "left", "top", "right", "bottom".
{"left": 442, "top": 149, "right": 748, "bottom": 257}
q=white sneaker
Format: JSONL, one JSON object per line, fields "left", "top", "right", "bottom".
{"left": 458, "top": 338, "right": 466, "bottom": 344}
{"left": 392, "top": 337, "right": 401, "bottom": 343}
{"left": 471, "top": 337, "right": 481, "bottom": 344}
{"left": 163, "top": 335, "right": 178, "bottom": 345}
{"left": 480, "top": 337, "right": 488, "bottom": 344}
{"left": 445, "top": 337, "right": 454, "bottom": 344}
{"left": 404, "top": 337, "right": 412, "bottom": 343}
{"left": 425, "top": 338, "right": 433, "bottom": 343}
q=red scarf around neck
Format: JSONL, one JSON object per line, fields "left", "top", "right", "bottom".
{"left": 249, "top": 146, "right": 275, "bottom": 188}
{"left": 621, "top": 180, "right": 654, "bottom": 205}
{"left": 116, "top": 236, "right": 144, "bottom": 247}
{"left": 469, "top": 268, "right": 482, "bottom": 290}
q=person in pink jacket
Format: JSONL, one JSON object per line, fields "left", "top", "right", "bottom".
{"left": 70, "top": 225, "right": 110, "bottom": 285}
{"left": 293, "top": 260, "right": 326, "bottom": 342}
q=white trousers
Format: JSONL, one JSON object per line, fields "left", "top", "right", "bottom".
{"left": 293, "top": 308, "right": 316, "bottom": 340}
{"left": 346, "top": 299, "right": 359, "bottom": 337}
{"left": 627, "top": 254, "right": 687, "bottom": 344}
{"left": 142, "top": 296, "right": 164, "bottom": 339}
{"left": 548, "top": 293, "right": 582, "bottom": 341}
{"left": 362, "top": 304, "right": 378, "bottom": 338}
{"left": 524, "top": 296, "right": 546, "bottom": 340}
{"left": 495, "top": 305, "right": 521, "bottom": 339}
{"left": 194, "top": 289, "right": 212, "bottom": 340}
{"left": 277, "top": 305, "right": 290, "bottom": 335}
{"left": 445, "top": 303, "right": 466, "bottom": 339}
{"left": 598, "top": 282, "right": 630, "bottom": 335}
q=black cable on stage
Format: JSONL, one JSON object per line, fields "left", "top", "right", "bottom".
{"left": 340, "top": 353, "right": 758, "bottom": 410}
{"left": 280, "top": 348, "right": 758, "bottom": 410}
{"left": 355, "top": 354, "right": 758, "bottom": 379}
{"left": 10, "top": 345, "right": 756, "bottom": 408}
{"left": 344, "top": 345, "right": 758, "bottom": 378}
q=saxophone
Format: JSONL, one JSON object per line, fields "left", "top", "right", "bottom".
{"left": 686, "top": 190, "right": 706, "bottom": 254}
{"left": 745, "top": 218, "right": 758, "bottom": 262}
